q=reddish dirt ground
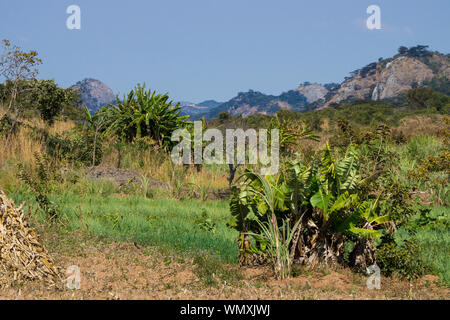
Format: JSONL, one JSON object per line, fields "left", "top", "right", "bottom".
{"left": 0, "top": 239, "right": 448, "bottom": 300}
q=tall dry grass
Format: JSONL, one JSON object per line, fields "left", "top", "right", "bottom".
{"left": 0, "top": 118, "right": 75, "bottom": 167}
{"left": 395, "top": 115, "right": 449, "bottom": 140}
{"left": 100, "top": 145, "right": 229, "bottom": 190}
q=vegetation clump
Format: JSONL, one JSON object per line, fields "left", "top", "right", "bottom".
{"left": 0, "top": 39, "right": 449, "bottom": 292}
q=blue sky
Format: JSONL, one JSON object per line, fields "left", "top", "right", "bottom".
{"left": 1, "top": 0, "right": 449, "bottom": 103}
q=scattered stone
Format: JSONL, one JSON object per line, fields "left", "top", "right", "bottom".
{"left": 87, "top": 167, "right": 167, "bottom": 188}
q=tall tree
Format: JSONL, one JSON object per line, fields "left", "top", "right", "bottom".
{"left": 0, "top": 40, "right": 42, "bottom": 145}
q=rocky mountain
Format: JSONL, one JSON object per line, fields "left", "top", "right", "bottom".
{"left": 202, "top": 83, "right": 332, "bottom": 120}
{"left": 323, "top": 48, "right": 450, "bottom": 107}
{"left": 71, "top": 46, "right": 449, "bottom": 119}
{"left": 183, "top": 46, "right": 449, "bottom": 120}
{"left": 179, "top": 100, "right": 223, "bottom": 118}
{"left": 70, "top": 78, "right": 116, "bottom": 113}
{"left": 179, "top": 102, "right": 211, "bottom": 118}
{"left": 296, "top": 83, "right": 330, "bottom": 103}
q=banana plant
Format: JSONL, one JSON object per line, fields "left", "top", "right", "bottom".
{"left": 334, "top": 195, "right": 392, "bottom": 240}
{"left": 103, "top": 83, "right": 189, "bottom": 150}
{"left": 229, "top": 142, "right": 393, "bottom": 270}
{"left": 234, "top": 171, "right": 299, "bottom": 278}
{"left": 82, "top": 105, "right": 109, "bottom": 166}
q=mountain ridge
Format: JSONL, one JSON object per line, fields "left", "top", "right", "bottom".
{"left": 72, "top": 46, "right": 449, "bottom": 119}
{"left": 198, "top": 46, "right": 449, "bottom": 119}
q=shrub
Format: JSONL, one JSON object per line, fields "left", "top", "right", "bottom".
{"left": 229, "top": 144, "right": 393, "bottom": 273}
{"left": 16, "top": 153, "right": 62, "bottom": 219}
{"left": 375, "top": 240, "right": 427, "bottom": 281}
{"left": 33, "top": 127, "right": 103, "bottom": 167}
{"left": 0, "top": 114, "right": 16, "bottom": 137}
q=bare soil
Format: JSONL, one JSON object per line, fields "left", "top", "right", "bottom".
{"left": 0, "top": 234, "right": 448, "bottom": 300}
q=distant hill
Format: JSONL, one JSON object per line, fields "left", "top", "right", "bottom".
{"left": 197, "top": 100, "right": 223, "bottom": 109}
{"left": 71, "top": 46, "right": 449, "bottom": 119}
{"left": 179, "top": 100, "right": 223, "bottom": 119}
{"left": 70, "top": 78, "right": 116, "bottom": 113}
{"left": 202, "top": 83, "right": 332, "bottom": 120}
{"left": 180, "top": 46, "right": 449, "bottom": 120}
{"left": 322, "top": 46, "right": 450, "bottom": 107}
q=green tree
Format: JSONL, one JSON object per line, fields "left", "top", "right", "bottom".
{"left": 0, "top": 39, "right": 42, "bottom": 145}
{"left": 31, "top": 80, "right": 81, "bottom": 124}
{"left": 404, "top": 87, "right": 449, "bottom": 111}
{"left": 218, "top": 112, "right": 231, "bottom": 121}
{"left": 398, "top": 46, "right": 408, "bottom": 55}
{"left": 0, "top": 79, "right": 82, "bottom": 124}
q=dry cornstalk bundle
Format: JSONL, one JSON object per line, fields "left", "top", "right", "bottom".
{"left": 0, "top": 190, "right": 62, "bottom": 287}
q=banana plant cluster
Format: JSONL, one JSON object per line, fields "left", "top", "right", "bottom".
{"left": 229, "top": 142, "right": 392, "bottom": 272}
{"left": 99, "top": 83, "right": 189, "bottom": 150}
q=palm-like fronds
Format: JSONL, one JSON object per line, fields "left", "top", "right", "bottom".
{"left": 102, "top": 83, "right": 189, "bottom": 150}
{"left": 230, "top": 142, "right": 394, "bottom": 271}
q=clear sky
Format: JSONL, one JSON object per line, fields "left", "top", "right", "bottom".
{"left": 1, "top": 0, "right": 449, "bottom": 103}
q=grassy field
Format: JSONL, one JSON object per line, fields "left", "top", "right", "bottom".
{"left": 9, "top": 190, "right": 239, "bottom": 264}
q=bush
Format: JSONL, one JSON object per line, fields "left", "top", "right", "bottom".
{"left": 33, "top": 127, "right": 103, "bottom": 167}
{"left": 17, "top": 153, "right": 62, "bottom": 219}
{"left": 375, "top": 240, "right": 427, "bottom": 281}
{"left": 410, "top": 207, "right": 449, "bottom": 230}
{"left": 0, "top": 114, "right": 16, "bottom": 137}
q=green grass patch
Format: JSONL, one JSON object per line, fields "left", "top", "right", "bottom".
{"left": 9, "top": 191, "right": 239, "bottom": 264}
{"left": 396, "top": 206, "right": 450, "bottom": 286}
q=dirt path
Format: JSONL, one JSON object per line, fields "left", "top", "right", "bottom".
{"left": 0, "top": 240, "right": 447, "bottom": 300}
